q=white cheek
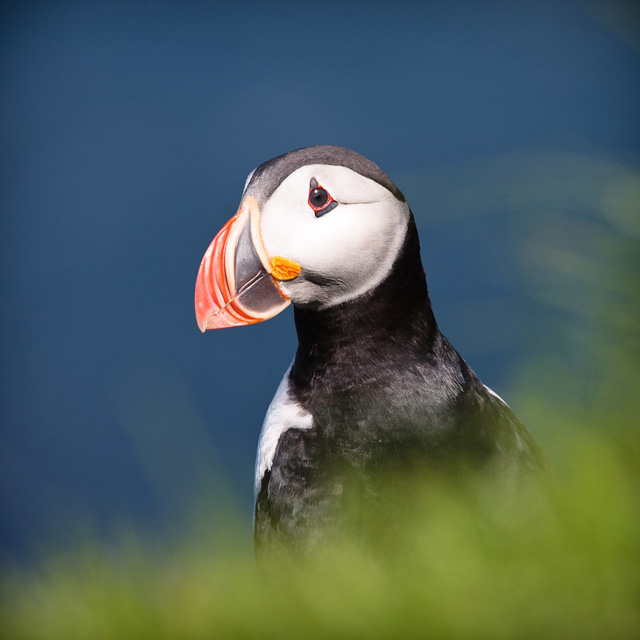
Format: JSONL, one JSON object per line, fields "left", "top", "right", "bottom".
{"left": 306, "top": 202, "right": 399, "bottom": 274}
{"left": 259, "top": 167, "right": 409, "bottom": 307}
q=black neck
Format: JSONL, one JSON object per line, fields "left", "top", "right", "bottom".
{"left": 290, "top": 215, "right": 440, "bottom": 387}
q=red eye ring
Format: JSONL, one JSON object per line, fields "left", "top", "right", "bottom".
{"left": 308, "top": 182, "right": 338, "bottom": 217}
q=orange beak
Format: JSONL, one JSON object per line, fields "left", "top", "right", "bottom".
{"left": 194, "top": 196, "right": 294, "bottom": 331}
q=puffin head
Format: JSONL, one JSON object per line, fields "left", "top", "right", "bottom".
{"left": 195, "top": 146, "right": 411, "bottom": 331}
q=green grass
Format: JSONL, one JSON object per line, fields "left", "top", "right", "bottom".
{"left": 1, "top": 429, "right": 639, "bottom": 639}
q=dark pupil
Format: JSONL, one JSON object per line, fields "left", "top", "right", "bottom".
{"left": 309, "top": 187, "right": 328, "bottom": 208}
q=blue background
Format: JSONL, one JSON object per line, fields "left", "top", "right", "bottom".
{"left": 1, "top": 0, "right": 638, "bottom": 560}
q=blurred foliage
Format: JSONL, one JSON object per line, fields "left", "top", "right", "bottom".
{"left": 2, "top": 152, "right": 639, "bottom": 638}
{"left": 1, "top": 433, "right": 638, "bottom": 639}
{"left": 405, "top": 150, "right": 639, "bottom": 444}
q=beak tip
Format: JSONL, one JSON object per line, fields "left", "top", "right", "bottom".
{"left": 195, "top": 302, "right": 210, "bottom": 333}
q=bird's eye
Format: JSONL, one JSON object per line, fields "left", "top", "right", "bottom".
{"left": 309, "top": 187, "right": 329, "bottom": 209}
{"left": 308, "top": 180, "right": 338, "bottom": 217}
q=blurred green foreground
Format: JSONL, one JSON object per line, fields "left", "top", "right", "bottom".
{"left": 2, "top": 153, "right": 639, "bottom": 638}
{"left": 1, "top": 432, "right": 639, "bottom": 639}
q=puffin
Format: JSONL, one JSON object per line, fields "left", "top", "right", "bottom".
{"left": 194, "top": 145, "right": 547, "bottom": 558}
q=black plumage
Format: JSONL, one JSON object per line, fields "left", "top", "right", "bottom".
{"left": 196, "top": 145, "right": 548, "bottom": 560}
{"left": 254, "top": 205, "right": 547, "bottom": 558}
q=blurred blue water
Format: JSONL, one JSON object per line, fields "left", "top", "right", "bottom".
{"left": 1, "top": 0, "right": 638, "bottom": 559}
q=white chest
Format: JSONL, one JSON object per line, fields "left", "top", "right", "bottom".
{"left": 254, "top": 366, "right": 314, "bottom": 499}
